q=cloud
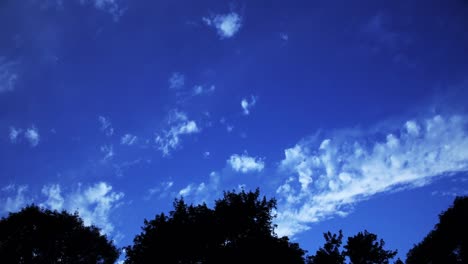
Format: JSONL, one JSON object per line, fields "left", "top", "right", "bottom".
{"left": 241, "top": 96, "right": 257, "bottom": 115}
{"left": 25, "top": 126, "right": 40, "bottom": 147}
{"left": 193, "top": 85, "right": 215, "bottom": 96}
{"left": 0, "top": 185, "right": 30, "bottom": 214}
{"left": 100, "top": 145, "right": 114, "bottom": 162}
{"left": 145, "top": 181, "right": 174, "bottom": 200}
{"left": 155, "top": 111, "right": 200, "bottom": 156}
{"left": 40, "top": 184, "right": 64, "bottom": 211}
{"left": 177, "top": 171, "right": 220, "bottom": 204}
{"left": 0, "top": 57, "right": 18, "bottom": 93}
{"left": 228, "top": 153, "right": 265, "bottom": 173}
{"left": 80, "top": 0, "right": 125, "bottom": 21}
{"left": 169, "top": 72, "right": 185, "bottom": 90}
{"left": 98, "top": 116, "right": 114, "bottom": 136}
{"left": 203, "top": 12, "right": 242, "bottom": 39}
{"left": 121, "top": 134, "right": 137, "bottom": 146}
{"left": 274, "top": 114, "right": 468, "bottom": 237}
{"left": 9, "top": 127, "right": 22, "bottom": 143}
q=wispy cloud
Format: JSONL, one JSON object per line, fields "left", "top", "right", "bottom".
{"left": 9, "top": 127, "right": 22, "bottom": 143}
{"left": 193, "top": 85, "right": 215, "bottom": 96}
{"left": 228, "top": 153, "right": 265, "bottom": 173}
{"left": 155, "top": 111, "right": 200, "bottom": 156}
{"left": 0, "top": 185, "right": 30, "bottom": 214}
{"left": 275, "top": 114, "right": 468, "bottom": 237}
{"left": 120, "top": 134, "right": 137, "bottom": 146}
{"left": 80, "top": 0, "right": 125, "bottom": 21}
{"left": 241, "top": 96, "right": 257, "bottom": 115}
{"left": 0, "top": 57, "right": 18, "bottom": 93}
{"left": 25, "top": 126, "right": 40, "bottom": 147}
{"left": 203, "top": 12, "right": 242, "bottom": 39}
{"left": 145, "top": 181, "right": 174, "bottom": 200}
{"left": 100, "top": 145, "right": 114, "bottom": 162}
{"left": 98, "top": 115, "right": 114, "bottom": 136}
{"left": 177, "top": 171, "right": 220, "bottom": 204}
{"left": 40, "top": 182, "right": 124, "bottom": 235}
{"left": 169, "top": 72, "right": 185, "bottom": 90}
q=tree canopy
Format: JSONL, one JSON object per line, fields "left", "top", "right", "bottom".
{"left": 406, "top": 196, "right": 468, "bottom": 264}
{"left": 124, "top": 188, "right": 306, "bottom": 264}
{"left": 0, "top": 205, "right": 119, "bottom": 264}
{"left": 307, "top": 230, "right": 397, "bottom": 264}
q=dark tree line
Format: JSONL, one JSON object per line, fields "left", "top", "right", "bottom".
{"left": 0, "top": 190, "right": 467, "bottom": 264}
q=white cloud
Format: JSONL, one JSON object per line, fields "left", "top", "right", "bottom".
{"left": 80, "top": 0, "right": 125, "bottom": 21}
{"left": 0, "top": 57, "right": 18, "bottom": 93}
{"left": 98, "top": 116, "right": 114, "bottom": 136}
{"left": 9, "top": 127, "right": 22, "bottom": 143}
{"left": 275, "top": 114, "right": 468, "bottom": 237}
{"left": 25, "top": 126, "right": 40, "bottom": 147}
{"left": 203, "top": 12, "right": 242, "bottom": 39}
{"left": 121, "top": 134, "right": 137, "bottom": 145}
{"left": 228, "top": 153, "right": 265, "bottom": 173}
{"left": 169, "top": 72, "right": 185, "bottom": 90}
{"left": 193, "top": 85, "right": 215, "bottom": 95}
{"left": 155, "top": 111, "right": 200, "bottom": 156}
{"left": 100, "top": 145, "right": 114, "bottom": 162}
{"left": 40, "top": 184, "right": 64, "bottom": 211}
{"left": 203, "top": 151, "right": 210, "bottom": 158}
{"left": 241, "top": 96, "right": 257, "bottom": 115}
{"left": 177, "top": 171, "right": 221, "bottom": 204}
{"left": 0, "top": 185, "right": 30, "bottom": 213}
{"left": 146, "top": 181, "right": 174, "bottom": 200}
{"left": 1, "top": 182, "right": 124, "bottom": 235}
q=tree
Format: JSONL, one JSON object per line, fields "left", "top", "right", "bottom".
{"left": 124, "top": 188, "right": 306, "bottom": 264}
{"left": 307, "top": 230, "right": 345, "bottom": 264}
{"left": 344, "top": 230, "right": 397, "bottom": 264}
{"left": 406, "top": 196, "right": 468, "bottom": 264}
{"left": 0, "top": 205, "right": 119, "bottom": 264}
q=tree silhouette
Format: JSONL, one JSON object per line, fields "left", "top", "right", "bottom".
{"left": 406, "top": 196, "right": 468, "bottom": 264}
{"left": 124, "top": 188, "right": 306, "bottom": 264}
{"left": 0, "top": 205, "right": 119, "bottom": 264}
{"left": 307, "top": 230, "right": 345, "bottom": 264}
{"left": 344, "top": 230, "right": 397, "bottom": 264}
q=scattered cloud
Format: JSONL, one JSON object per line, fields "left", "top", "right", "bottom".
{"left": 80, "top": 0, "right": 125, "bottom": 21}
{"left": 177, "top": 171, "right": 220, "bottom": 204}
{"left": 193, "top": 85, "right": 215, "bottom": 96}
{"left": 203, "top": 12, "right": 242, "bottom": 39}
{"left": 40, "top": 184, "right": 64, "bottom": 211}
{"left": 228, "top": 153, "right": 265, "bottom": 173}
{"left": 98, "top": 116, "right": 114, "bottom": 136}
{"left": 9, "top": 127, "right": 22, "bottom": 143}
{"left": 280, "top": 33, "right": 289, "bottom": 41}
{"left": 203, "top": 151, "right": 211, "bottom": 158}
{"left": 241, "top": 96, "right": 257, "bottom": 115}
{"left": 275, "top": 114, "right": 468, "bottom": 237}
{"left": 145, "top": 181, "right": 174, "bottom": 200}
{"left": 155, "top": 111, "right": 200, "bottom": 156}
{"left": 169, "top": 72, "right": 185, "bottom": 90}
{"left": 0, "top": 185, "right": 30, "bottom": 214}
{"left": 25, "top": 126, "right": 40, "bottom": 147}
{"left": 121, "top": 134, "right": 137, "bottom": 146}
{"left": 0, "top": 57, "right": 18, "bottom": 93}
{"left": 100, "top": 145, "right": 114, "bottom": 162}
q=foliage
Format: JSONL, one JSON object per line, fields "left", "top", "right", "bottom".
{"left": 344, "top": 230, "right": 397, "bottom": 264}
{"left": 406, "top": 196, "right": 468, "bottom": 264}
{"left": 307, "top": 230, "right": 345, "bottom": 264}
{"left": 308, "top": 230, "right": 397, "bottom": 264}
{"left": 124, "top": 188, "right": 306, "bottom": 264}
{"left": 0, "top": 205, "right": 119, "bottom": 264}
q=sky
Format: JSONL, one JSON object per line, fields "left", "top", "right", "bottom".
{"left": 1, "top": 0, "right": 468, "bottom": 261}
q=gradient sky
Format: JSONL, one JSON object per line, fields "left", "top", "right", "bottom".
{"left": 1, "top": 0, "right": 468, "bottom": 261}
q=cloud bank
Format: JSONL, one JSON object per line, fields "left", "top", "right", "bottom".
{"left": 275, "top": 114, "right": 468, "bottom": 237}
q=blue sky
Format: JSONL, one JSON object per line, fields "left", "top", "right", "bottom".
{"left": 1, "top": 0, "right": 468, "bottom": 260}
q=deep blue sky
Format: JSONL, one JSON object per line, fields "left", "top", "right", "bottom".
{"left": 1, "top": 0, "right": 468, "bottom": 261}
